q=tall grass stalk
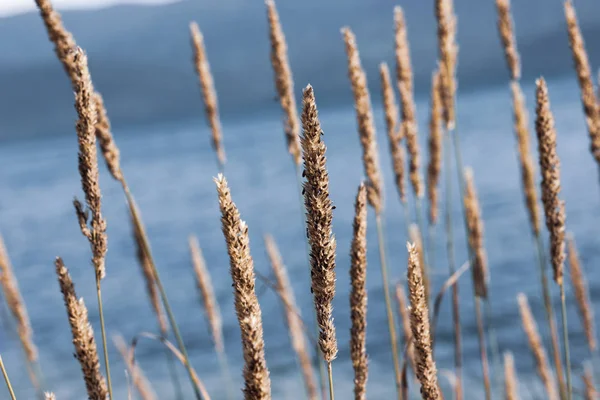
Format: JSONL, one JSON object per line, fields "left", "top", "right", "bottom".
{"left": 0, "top": 356, "right": 16, "bottom": 400}
{"left": 125, "top": 189, "right": 203, "bottom": 400}
{"left": 327, "top": 362, "right": 335, "bottom": 400}
{"left": 376, "top": 214, "right": 403, "bottom": 398}
{"left": 94, "top": 277, "right": 113, "bottom": 400}
{"left": 443, "top": 127, "right": 463, "bottom": 400}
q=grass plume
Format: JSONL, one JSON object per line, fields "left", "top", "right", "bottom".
{"left": 55, "top": 257, "right": 108, "bottom": 400}
{"left": 266, "top": 0, "right": 302, "bottom": 165}
{"left": 407, "top": 242, "right": 442, "bottom": 400}
{"left": 215, "top": 174, "right": 271, "bottom": 399}
{"left": 496, "top": 0, "right": 521, "bottom": 80}
{"left": 503, "top": 352, "right": 519, "bottom": 400}
{"left": 349, "top": 183, "right": 368, "bottom": 400}
{"left": 567, "top": 234, "right": 596, "bottom": 352}
{"left": 190, "top": 22, "right": 226, "bottom": 170}
{"left": 342, "top": 27, "right": 383, "bottom": 214}
{"left": 517, "top": 293, "right": 559, "bottom": 400}
{"left": 434, "top": 0, "right": 458, "bottom": 130}
{"left": 427, "top": 70, "right": 443, "bottom": 225}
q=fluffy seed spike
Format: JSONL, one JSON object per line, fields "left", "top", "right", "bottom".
{"left": 407, "top": 243, "right": 441, "bottom": 400}
{"left": 215, "top": 174, "right": 271, "bottom": 399}
{"left": 342, "top": 27, "right": 384, "bottom": 213}
{"left": 266, "top": 0, "right": 302, "bottom": 165}
{"left": 583, "top": 364, "right": 597, "bottom": 400}
{"left": 427, "top": 69, "right": 443, "bottom": 224}
{"left": 35, "top": 0, "right": 123, "bottom": 182}
{"left": 190, "top": 22, "right": 226, "bottom": 167}
{"left": 409, "top": 224, "right": 430, "bottom": 302}
{"left": 349, "top": 183, "right": 368, "bottom": 400}
{"left": 394, "top": 7, "right": 423, "bottom": 199}
{"left": 264, "top": 234, "right": 318, "bottom": 400}
{"left": 189, "top": 235, "right": 224, "bottom": 353}
{"left": 496, "top": 0, "right": 521, "bottom": 80}
{"left": 564, "top": 0, "right": 600, "bottom": 165}
{"left": 301, "top": 85, "right": 338, "bottom": 363}
{"left": 70, "top": 47, "right": 108, "bottom": 281}
{"left": 435, "top": 0, "right": 458, "bottom": 129}
{"left": 0, "top": 236, "right": 38, "bottom": 363}
{"left": 504, "top": 352, "right": 520, "bottom": 400}
{"left": 517, "top": 293, "right": 558, "bottom": 400}
{"left": 55, "top": 257, "right": 108, "bottom": 400}
{"left": 567, "top": 234, "right": 596, "bottom": 352}
{"left": 463, "top": 168, "right": 489, "bottom": 298}
{"left": 535, "top": 78, "right": 566, "bottom": 286}
{"left": 380, "top": 63, "right": 406, "bottom": 204}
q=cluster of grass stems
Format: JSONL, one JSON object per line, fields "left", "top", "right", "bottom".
{"left": 0, "top": 0, "right": 599, "bottom": 399}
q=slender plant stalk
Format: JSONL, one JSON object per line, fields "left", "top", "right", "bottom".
{"left": 475, "top": 298, "right": 491, "bottom": 400}
{"left": 443, "top": 126, "right": 463, "bottom": 400}
{"left": 94, "top": 277, "right": 112, "bottom": 400}
{"left": 559, "top": 285, "right": 572, "bottom": 400}
{"left": 125, "top": 189, "right": 203, "bottom": 400}
{"left": 113, "top": 334, "right": 156, "bottom": 400}
{"left": 327, "top": 362, "right": 335, "bottom": 400}
{"left": 0, "top": 356, "right": 16, "bottom": 400}
{"left": 376, "top": 215, "right": 403, "bottom": 399}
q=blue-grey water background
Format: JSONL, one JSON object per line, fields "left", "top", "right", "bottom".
{"left": 0, "top": 73, "right": 599, "bottom": 399}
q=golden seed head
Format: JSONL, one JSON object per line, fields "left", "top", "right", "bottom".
{"left": 535, "top": 78, "right": 566, "bottom": 286}
{"left": 427, "top": 70, "right": 443, "bottom": 224}
{"left": 349, "top": 183, "right": 368, "bottom": 400}
{"left": 503, "top": 352, "right": 519, "bottom": 400}
{"left": 496, "top": 0, "right": 521, "bottom": 80}
{"left": 266, "top": 0, "right": 302, "bottom": 165}
{"left": 301, "top": 85, "right": 338, "bottom": 363}
{"left": 190, "top": 22, "right": 226, "bottom": 167}
{"left": 215, "top": 174, "right": 271, "bottom": 399}
{"left": 342, "top": 27, "right": 384, "bottom": 213}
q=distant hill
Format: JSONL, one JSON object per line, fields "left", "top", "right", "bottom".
{"left": 0, "top": 0, "right": 598, "bottom": 140}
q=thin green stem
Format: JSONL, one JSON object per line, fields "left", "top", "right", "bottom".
{"left": 474, "top": 298, "right": 491, "bottom": 400}
{"left": 534, "top": 232, "right": 567, "bottom": 400}
{"left": 162, "top": 330, "right": 184, "bottom": 400}
{"left": 95, "top": 277, "right": 114, "bottom": 400}
{"left": 559, "top": 283, "right": 572, "bottom": 400}
{"left": 375, "top": 214, "right": 403, "bottom": 400}
{"left": 295, "top": 163, "right": 328, "bottom": 400}
{"left": 326, "top": 362, "right": 335, "bottom": 400}
{"left": 444, "top": 127, "right": 463, "bottom": 400}
{"left": 0, "top": 356, "right": 15, "bottom": 400}
{"left": 123, "top": 187, "right": 203, "bottom": 400}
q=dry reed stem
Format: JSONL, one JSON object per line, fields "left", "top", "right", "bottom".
{"left": 503, "top": 352, "right": 519, "bottom": 400}
{"left": 564, "top": 1, "right": 600, "bottom": 164}
{"left": 215, "top": 174, "right": 271, "bottom": 399}
{"left": 35, "top": 0, "right": 123, "bottom": 182}
{"left": 190, "top": 22, "right": 226, "bottom": 167}
{"left": 463, "top": 168, "right": 488, "bottom": 298}
{"left": 264, "top": 234, "right": 318, "bottom": 400}
{"left": 427, "top": 70, "right": 443, "bottom": 224}
{"left": 69, "top": 47, "right": 107, "bottom": 281}
{"left": 45, "top": 393, "right": 56, "bottom": 400}
{"left": 496, "top": 0, "right": 521, "bottom": 80}
{"left": 435, "top": 0, "right": 458, "bottom": 129}
{"left": 567, "top": 234, "right": 596, "bottom": 352}
{"left": 409, "top": 224, "right": 430, "bottom": 303}
{"left": 0, "top": 236, "right": 37, "bottom": 363}
{"left": 130, "top": 209, "right": 167, "bottom": 335}
{"left": 395, "top": 284, "right": 417, "bottom": 375}
{"left": 300, "top": 85, "right": 338, "bottom": 363}
{"left": 380, "top": 63, "right": 406, "bottom": 204}
{"left": 394, "top": 7, "right": 424, "bottom": 199}
{"left": 517, "top": 293, "right": 558, "bottom": 400}
{"left": 535, "top": 78, "right": 566, "bottom": 286}
{"left": 510, "top": 82, "right": 541, "bottom": 236}
{"left": 407, "top": 242, "right": 441, "bottom": 400}
{"left": 113, "top": 334, "right": 156, "bottom": 400}
{"left": 266, "top": 0, "right": 302, "bottom": 165}
{"left": 0, "top": 356, "right": 15, "bottom": 400}
{"left": 582, "top": 364, "right": 597, "bottom": 400}
{"left": 342, "top": 28, "right": 383, "bottom": 213}
{"left": 189, "top": 235, "right": 224, "bottom": 354}
{"left": 55, "top": 257, "right": 108, "bottom": 400}
{"left": 349, "top": 183, "right": 368, "bottom": 400}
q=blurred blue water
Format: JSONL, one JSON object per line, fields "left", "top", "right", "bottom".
{"left": 0, "top": 76, "right": 598, "bottom": 399}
